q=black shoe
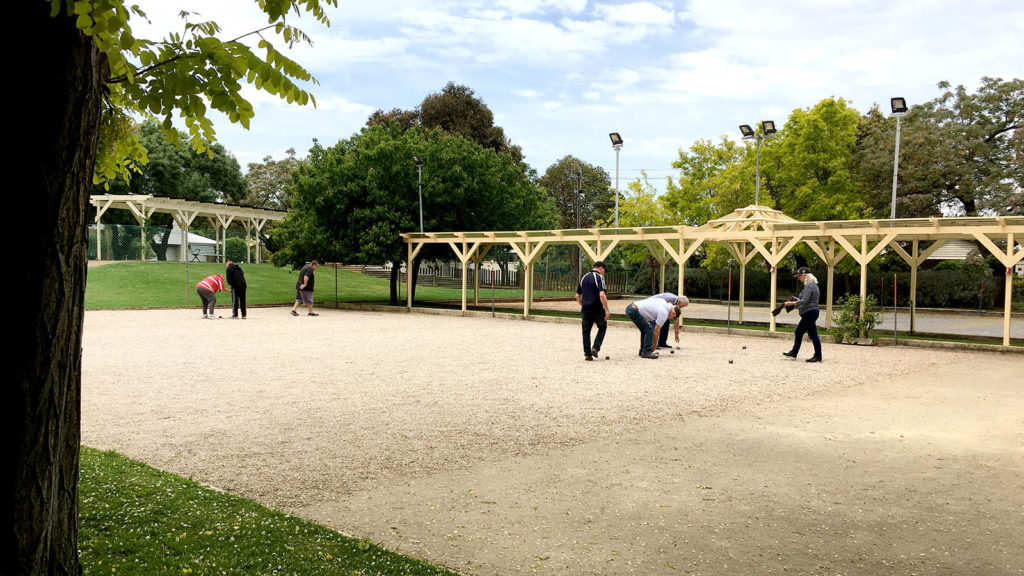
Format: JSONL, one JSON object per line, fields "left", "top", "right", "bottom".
{"left": 290, "top": 310, "right": 299, "bottom": 317}
{"left": 657, "top": 344, "right": 672, "bottom": 349}
{"left": 782, "top": 351, "right": 797, "bottom": 358}
{"left": 308, "top": 312, "right": 319, "bottom": 316}
{"left": 806, "top": 356, "right": 822, "bottom": 363}
{"left": 641, "top": 351, "right": 659, "bottom": 359}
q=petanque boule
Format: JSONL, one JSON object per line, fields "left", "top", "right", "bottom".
{"left": 728, "top": 359, "right": 734, "bottom": 364}
{"left": 605, "top": 355, "right": 610, "bottom": 360}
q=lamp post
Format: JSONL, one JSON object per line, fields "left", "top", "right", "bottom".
{"left": 609, "top": 132, "right": 623, "bottom": 227}
{"left": 739, "top": 121, "right": 776, "bottom": 206}
{"left": 889, "top": 97, "right": 908, "bottom": 219}
{"left": 413, "top": 154, "right": 423, "bottom": 233}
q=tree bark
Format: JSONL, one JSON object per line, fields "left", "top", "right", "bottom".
{"left": 9, "top": 6, "right": 104, "bottom": 575}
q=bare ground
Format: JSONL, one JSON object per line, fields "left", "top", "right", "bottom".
{"left": 81, "top": 308, "right": 1024, "bottom": 575}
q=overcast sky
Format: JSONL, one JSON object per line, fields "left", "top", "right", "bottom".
{"left": 135, "top": 0, "right": 1023, "bottom": 191}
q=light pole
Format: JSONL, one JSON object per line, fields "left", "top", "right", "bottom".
{"left": 739, "top": 121, "right": 776, "bottom": 206}
{"left": 889, "top": 97, "right": 908, "bottom": 219}
{"left": 609, "top": 132, "right": 623, "bottom": 227}
{"left": 413, "top": 154, "right": 423, "bottom": 233}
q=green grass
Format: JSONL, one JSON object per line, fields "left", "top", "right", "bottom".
{"left": 79, "top": 447, "right": 459, "bottom": 576}
{"left": 85, "top": 261, "right": 572, "bottom": 309}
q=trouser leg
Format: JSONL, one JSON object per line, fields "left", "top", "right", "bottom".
{"left": 581, "top": 315, "right": 594, "bottom": 356}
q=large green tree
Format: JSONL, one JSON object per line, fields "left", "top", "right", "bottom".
{"left": 854, "top": 77, "right": 1023, "bottom": 216}
{"left": 538, "top": 155, "right": 612, "bottom": 229}
{"left": 15, "top": 2, "right": 333, "bottom": 573}
{"left": 662, "top": 137, "right": 747, "bottom": 226}
{"left": 274, "top": 123, "right": 557, "bottom": 303}
{"left": 96, "top": 121, "right": 246, "bottom": 259}
{"left": 367, "top": 82, "right": 526, "bottom": 165}
{"left": 243, "top": 148, "right": 303, "bottom": 210}
{"left": 766, "top": 97, "right": 870, "bottom": 220}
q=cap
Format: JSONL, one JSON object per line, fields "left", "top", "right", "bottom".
{"left": 795, "top": 266, "right": 811, "bottom": 276}
{"left": 226, "top": 260, "right": 233, "bottom": 266}
{"left": 593, "top": 261, "right": 606, "bottom": 269}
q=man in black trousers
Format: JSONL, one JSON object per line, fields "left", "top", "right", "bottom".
{"left": 226, "top": 260, "right": 247, "bottom": 319}
{"left": 575, "top": 261, "right": 610, "bottom": 361}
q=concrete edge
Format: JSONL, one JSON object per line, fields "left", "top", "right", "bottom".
{"left": 326, "top": 302, "right": 1021, "bottom": 354}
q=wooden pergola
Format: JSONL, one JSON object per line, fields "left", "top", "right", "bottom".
{"left": 90, "top": 195, "right": 287, "bottom": 263}
{"left": 402, "top": 206, "right": 1024, "bottom": 347}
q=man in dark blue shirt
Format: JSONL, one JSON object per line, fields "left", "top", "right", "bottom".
{"left": 575, "top": 261, "right": 610, "bottom": 361}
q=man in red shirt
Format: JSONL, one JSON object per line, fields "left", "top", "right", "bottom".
{"left": 195, "top": 274, "right": 230, "bottom": 319}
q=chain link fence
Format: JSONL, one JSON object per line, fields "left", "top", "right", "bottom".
{"left": 89, "top": 223, "right": 262, "bottom": 262}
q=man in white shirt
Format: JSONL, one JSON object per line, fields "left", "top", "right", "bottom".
{"left": 624, "top": 296, "right": 678, "bottom": 359}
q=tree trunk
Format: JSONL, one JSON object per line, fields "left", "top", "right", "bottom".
{"left": 10, "top": 6, "right": 105, "bottom": 576}
{"left": 389, "top": 265, "right": 399, "bottom": 305}
{"left": 409, "top": 257, "right": 422, "bottom": 303}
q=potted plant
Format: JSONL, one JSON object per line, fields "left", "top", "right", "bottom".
{"left": 831, "top": 294, "right": 880, "bottom": 344}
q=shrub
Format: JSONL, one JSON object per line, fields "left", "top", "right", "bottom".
{"left": 225, "top": 237, "right": 247, "bottom": 262}
{"left": 831, "top": 294, "right": 880, "bottom": 342}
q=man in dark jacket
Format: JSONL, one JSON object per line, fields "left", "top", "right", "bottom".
{"left": 226, "top": 260, "right": 247, "bottom": 319}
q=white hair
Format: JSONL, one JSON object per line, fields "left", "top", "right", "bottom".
{"left": 803, "top": 273, "right": 818, "bottom": 284}
{"left": 676, "top": 295, "right": 689, "bottom": 306}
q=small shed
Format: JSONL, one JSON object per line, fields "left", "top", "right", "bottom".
{"left": 153, "top": 222, "right": 218, "bottom": 262}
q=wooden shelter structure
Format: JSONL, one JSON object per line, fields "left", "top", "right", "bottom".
{"left": 90, "top": 194, "right": 287, "bottom": 263}
{"left": 403, "top": 206, "right": 1024, "bottom": 347}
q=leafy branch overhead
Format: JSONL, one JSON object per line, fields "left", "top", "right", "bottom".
{"left": 48, "top": 0, "right": 336, "bottom": 184}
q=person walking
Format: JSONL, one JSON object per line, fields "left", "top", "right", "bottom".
{"left": 575, "top": 261, "right": 610, "bottom": 361}
{"left": 625, "top": 296, "right": 677, "bottom": 359}
{"left": 195, "top": 273, "right": 230, "bottom": 319}
{"left": 782, "top": 266, "right": 823, "bottom": 363}
{"left": 291, "top": 260, "right": 319, "bottom": 317}
{"left": 225, "top": 260, "right": 247, "bottom": 319}
{"left": 650, "top": 293, "right": 689, "bottom": 349}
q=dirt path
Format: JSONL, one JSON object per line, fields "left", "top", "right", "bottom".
{"left": 81, "top": 308, "right": 1023, "bottom": 575}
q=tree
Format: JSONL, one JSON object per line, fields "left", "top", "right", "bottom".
{"left": 662, "top": 137, "right": 748, "bottom": 225}
{"left": 243, "top": 148, "right": 303, "bottom": 210}
{"left": 767, "top": 97, "right": 870, "bottom": 221}
{"left": 538, "top": 156, "right": 613, "bottom": 229}
{"left": 366, "top": 82, "right": 526, "bottom": 165}
{"left": 274, "top": 123, "right": 556, "bottom": 303}
{"left": 96, "top": 121, "right": 246, "bottom": 259}
{"left": 15, "top": 2, "right": 333, "bottom": 573}
{"left": 854, "top": 77, "right": 1023, "bottom": 216}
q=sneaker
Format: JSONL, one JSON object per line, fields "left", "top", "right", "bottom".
{"left": 229, "top": 316, "right": 239, "bottom": 320}
{"left": 308, "top": 312, "right": 319, "bottom": 317}
{"left": 782, "top": 351, "right": 797, "bottom": 358}
{"left": 641, "top": 351, "right": 659, "bottom": 359}
{"left": 657, "top": 344, "right": 672, "bottom": 349}
{"left": 290, "top": 310, "right": 299, "bottom": 317}
{"left": 806, "top": 356, "right": 822, "bottom": 363}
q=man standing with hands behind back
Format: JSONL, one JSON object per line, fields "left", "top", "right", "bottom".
{"left": 575, "top": 261, "right": 610, "bottom": 361}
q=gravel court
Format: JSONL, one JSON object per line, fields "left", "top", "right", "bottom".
{"left": 81, "top": 308, "right": 1023, "bottom": 575}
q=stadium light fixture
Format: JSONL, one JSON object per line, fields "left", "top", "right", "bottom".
{"left": 889, "top": 97, "right": 908, "bottom": 219}
{"left": 739, "top": 121, "right": 777, "bottom": 206}
{"left": 609, "top": 133, "right": 623, "bottom": 227}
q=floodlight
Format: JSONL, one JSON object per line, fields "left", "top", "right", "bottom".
{"left": 739, "top": 124, "right": 754, "bottom": 138}
{"left": 761, "top": 120, "right": 777, "bottom": 134}
{"left": 890, "top": 97, "right": 908, "bottom": 114}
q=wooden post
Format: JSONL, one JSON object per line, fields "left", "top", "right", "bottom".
{"left": 769, "top": 264, "right": 778, "bottom": 333}
{"left": 407, "top": 240, "right": 414, "bottom": 310}
{"left": 739, "top": 261, "right": 746, "bottom": 324}
{"left": 859, "top": 234, "right": 868, "bottom": 337}
{"left": 910, "top": 240, "right": 919, "bottom": 334}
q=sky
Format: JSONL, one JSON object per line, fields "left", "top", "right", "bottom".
{"left": 134, "top": 0, "right": 1024, "bottom": 192}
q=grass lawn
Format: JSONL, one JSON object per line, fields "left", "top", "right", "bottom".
{"left": 79, "top": 447, "right": 458, "bottom": 576}
{"left": 85, "top": 261, "right": 572, "bottom": 309}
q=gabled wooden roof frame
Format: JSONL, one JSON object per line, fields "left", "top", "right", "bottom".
{"left": 403, "top": 205, "right": 1024, "bottom": 347}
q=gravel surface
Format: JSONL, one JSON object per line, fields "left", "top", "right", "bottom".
{"left": 81, "top": 307, "right": 1024, "bottom": 575}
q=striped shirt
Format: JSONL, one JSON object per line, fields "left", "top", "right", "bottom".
{"left": 196, "top": 275, "right": 227, "bottom": 293}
